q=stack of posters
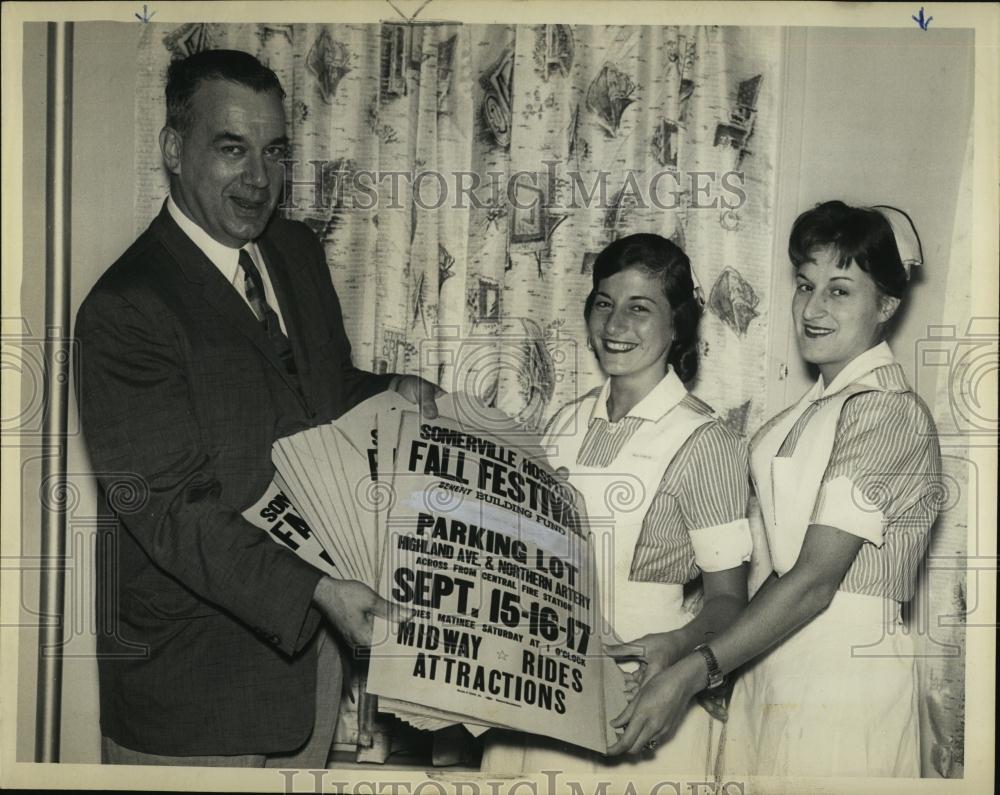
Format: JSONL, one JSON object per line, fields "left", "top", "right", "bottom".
{"left": 267, "top": 390, "right": 628, "bottom": 754}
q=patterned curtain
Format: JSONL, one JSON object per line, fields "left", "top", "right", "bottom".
{"left": 134, "top": 22, "right": 782, "bottom": 438}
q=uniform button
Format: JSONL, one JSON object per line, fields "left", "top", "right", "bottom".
{"left": 270, "top": 634, "right": 281, "bottom": 645}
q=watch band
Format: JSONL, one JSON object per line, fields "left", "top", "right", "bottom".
{"left": 694, "top": 643, "right": 725, "bottom": 690}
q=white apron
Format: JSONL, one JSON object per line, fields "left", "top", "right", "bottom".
{"left": 723, "top": 376, "right": 920, "bottom": 778}
{"left": 481, "top": 387, "right": 724, "bottom": 776}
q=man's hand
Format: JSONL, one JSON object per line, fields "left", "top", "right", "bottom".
{"left": 606, "top": 653, "right": 704, "bottom": 756}
{"left": 390, "top": 374, "right": 443, "bottom": 419}
{"left": 312, "top": 577, "right": 410, "bottom": 649}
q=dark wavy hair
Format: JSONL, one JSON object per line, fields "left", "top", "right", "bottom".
{"left": 165, "top": 49, "right": 285, "bottom": 135}
{"left": 585, "top": 233, "right": 702, "bottom": 383}
{"left": 788, "top": 200, "right": 910, "bottom": 299}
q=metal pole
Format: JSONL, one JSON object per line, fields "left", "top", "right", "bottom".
{"left": 36, "top": 20, "right": 73, "bottom": 763}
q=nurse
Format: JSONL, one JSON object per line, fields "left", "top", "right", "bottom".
{"left": 607, "top": 202, "right": 942, "bottom": 778}
{"left": 481, "top": 233, "right": 753, "bottom": 776}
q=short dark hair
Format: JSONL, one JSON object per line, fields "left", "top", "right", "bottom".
{"left": 585, "top": 233, "right": 702, "bottom": 383}
{"left": 165, "top": 49, "right": 285, "bottom": 134}
{"left": 788, "top": 200, "right": 909, "bottom": 299}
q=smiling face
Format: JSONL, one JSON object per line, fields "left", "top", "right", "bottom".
{"left": 587, "top": 266, "right": 675, "bottom": 393}
{"left": 160, "top": 79, "right": 288, "bottom": 247}
{"left": 793, "top": 245, "right": 899, "bottom": 384}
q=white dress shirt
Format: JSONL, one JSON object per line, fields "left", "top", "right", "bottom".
{"left": 167, "top": 196, "right": 288, "bottom": 335}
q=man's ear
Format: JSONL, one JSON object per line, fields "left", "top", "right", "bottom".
{"left": 878, "top": 294, "right": 901, "bottom": 323}
{"left": 159, "top": 127, "right": 182, "bottom": 176}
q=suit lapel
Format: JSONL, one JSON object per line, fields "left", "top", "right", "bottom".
{"left": 150, "top": 206, "right": 306, "bottom": 398}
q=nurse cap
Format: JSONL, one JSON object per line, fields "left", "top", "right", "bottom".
{"left": 870, "top": 205, "right": 923, "bottom": 280}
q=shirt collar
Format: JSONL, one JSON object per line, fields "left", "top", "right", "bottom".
{"left": 591, "top": 367, "right": 689, "bottom": 424}
{"left": 166, "top": 195, "right": 259, "bottom": 283}
{"left": 807, "top": 341, "right": 898, "bottom": 401}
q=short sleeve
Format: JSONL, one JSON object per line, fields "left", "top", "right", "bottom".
{"left": 811, "top": 391, "right": 939, "bottom": 547}
{"left": 672, "top": 421, "right": 753, "bottom": 572}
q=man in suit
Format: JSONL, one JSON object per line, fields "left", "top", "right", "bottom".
{"left": 75, "top": 49, "right": 436, "bottom": 766}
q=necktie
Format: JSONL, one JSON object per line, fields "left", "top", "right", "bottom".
{"left": 237, "top": 249, "right": 297, "bottom": 376}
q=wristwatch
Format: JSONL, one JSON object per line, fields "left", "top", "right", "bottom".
{"left": 693, "top": 643, "right": 726, "bottom": 690}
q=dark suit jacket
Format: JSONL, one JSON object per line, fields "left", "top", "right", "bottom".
{"left": 75, "top": 204, "right": 391, "bottom": 755}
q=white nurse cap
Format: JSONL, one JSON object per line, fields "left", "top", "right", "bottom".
{"left": 871, "top": 205, "right": 923, "bottom": 279}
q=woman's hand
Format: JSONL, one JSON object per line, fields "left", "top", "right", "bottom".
{"left": 607, "top": 653, "right": 705, "bottom": 756}
{"left": 622, "top": 668, "right": 642, "bottom": 700}
{"left": 606, "top": 631, "right": 683, "bottom": 686}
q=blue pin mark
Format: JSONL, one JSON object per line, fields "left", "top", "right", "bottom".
{"left": 135, "top": 4, "right": 156, "bottom": 22}
{"left": 912, "top": 7, "right": 933, "bottom": 30}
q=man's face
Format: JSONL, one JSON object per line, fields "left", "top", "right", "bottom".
{"left": 162, "top": 79, "right": 288, "bottom": 247}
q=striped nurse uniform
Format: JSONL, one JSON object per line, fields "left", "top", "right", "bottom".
{"left": 724, "top": 342, "right": 942, "bottom": 778}
{"left": 481, "top": 367, "right": 753, "bottom": 776}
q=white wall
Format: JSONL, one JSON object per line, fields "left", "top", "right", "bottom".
{"left": 19, "top": 21, "right": 141, "bottom": 763}
{"left": 766, "top": 26, "right": 974, "bottom": 410}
